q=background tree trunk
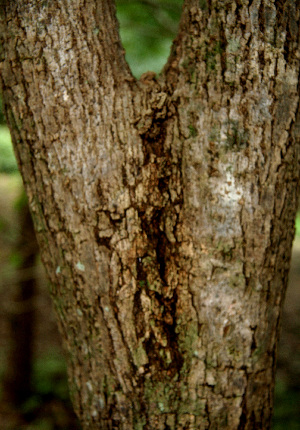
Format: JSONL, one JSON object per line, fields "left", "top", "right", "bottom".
{"left": 0, "top": 1, "right": 299, "bottom": 428}
{"left": 3, "top": 196, "right": 38, "bottom": 406}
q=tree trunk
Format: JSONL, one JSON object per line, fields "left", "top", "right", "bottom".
{"left": 3, "top": 196, "right": 38, "bottom": 406}
{"left": 0, "top": 1, "right": 299, "bottom": 428}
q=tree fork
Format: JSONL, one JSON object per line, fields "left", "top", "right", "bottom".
{"left": 0, "top": 0, "right": 299, "bottom": 428}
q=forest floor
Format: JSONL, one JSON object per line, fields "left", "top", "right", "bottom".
{"left": 0, "top": 173, "right": 299, "bottom": 430}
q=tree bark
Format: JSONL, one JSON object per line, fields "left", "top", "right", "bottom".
{"left": 0, "top": 1, "right": 299, "bottom": 428}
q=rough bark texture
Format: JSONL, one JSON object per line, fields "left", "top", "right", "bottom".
{"left": 1, "top": 0, "right": 300, "bottom": 429}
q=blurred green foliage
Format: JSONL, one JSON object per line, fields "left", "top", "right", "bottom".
{"left": 19, "top": 349, "right": 79, "bottom": 429}
{"left": 272, "top": 380, "right": 300, "bottom": 430}
{"left": 116, "top": 0, "right": 183, "bottom": 77}
{"left": 295, "top": 213, "right": 300, "bottom": 237}
{"left": 31, "top": 350, "right": 69, "bottom": 402}
{"left": 0, "top": 126, "right": 18, "bottom": 174}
